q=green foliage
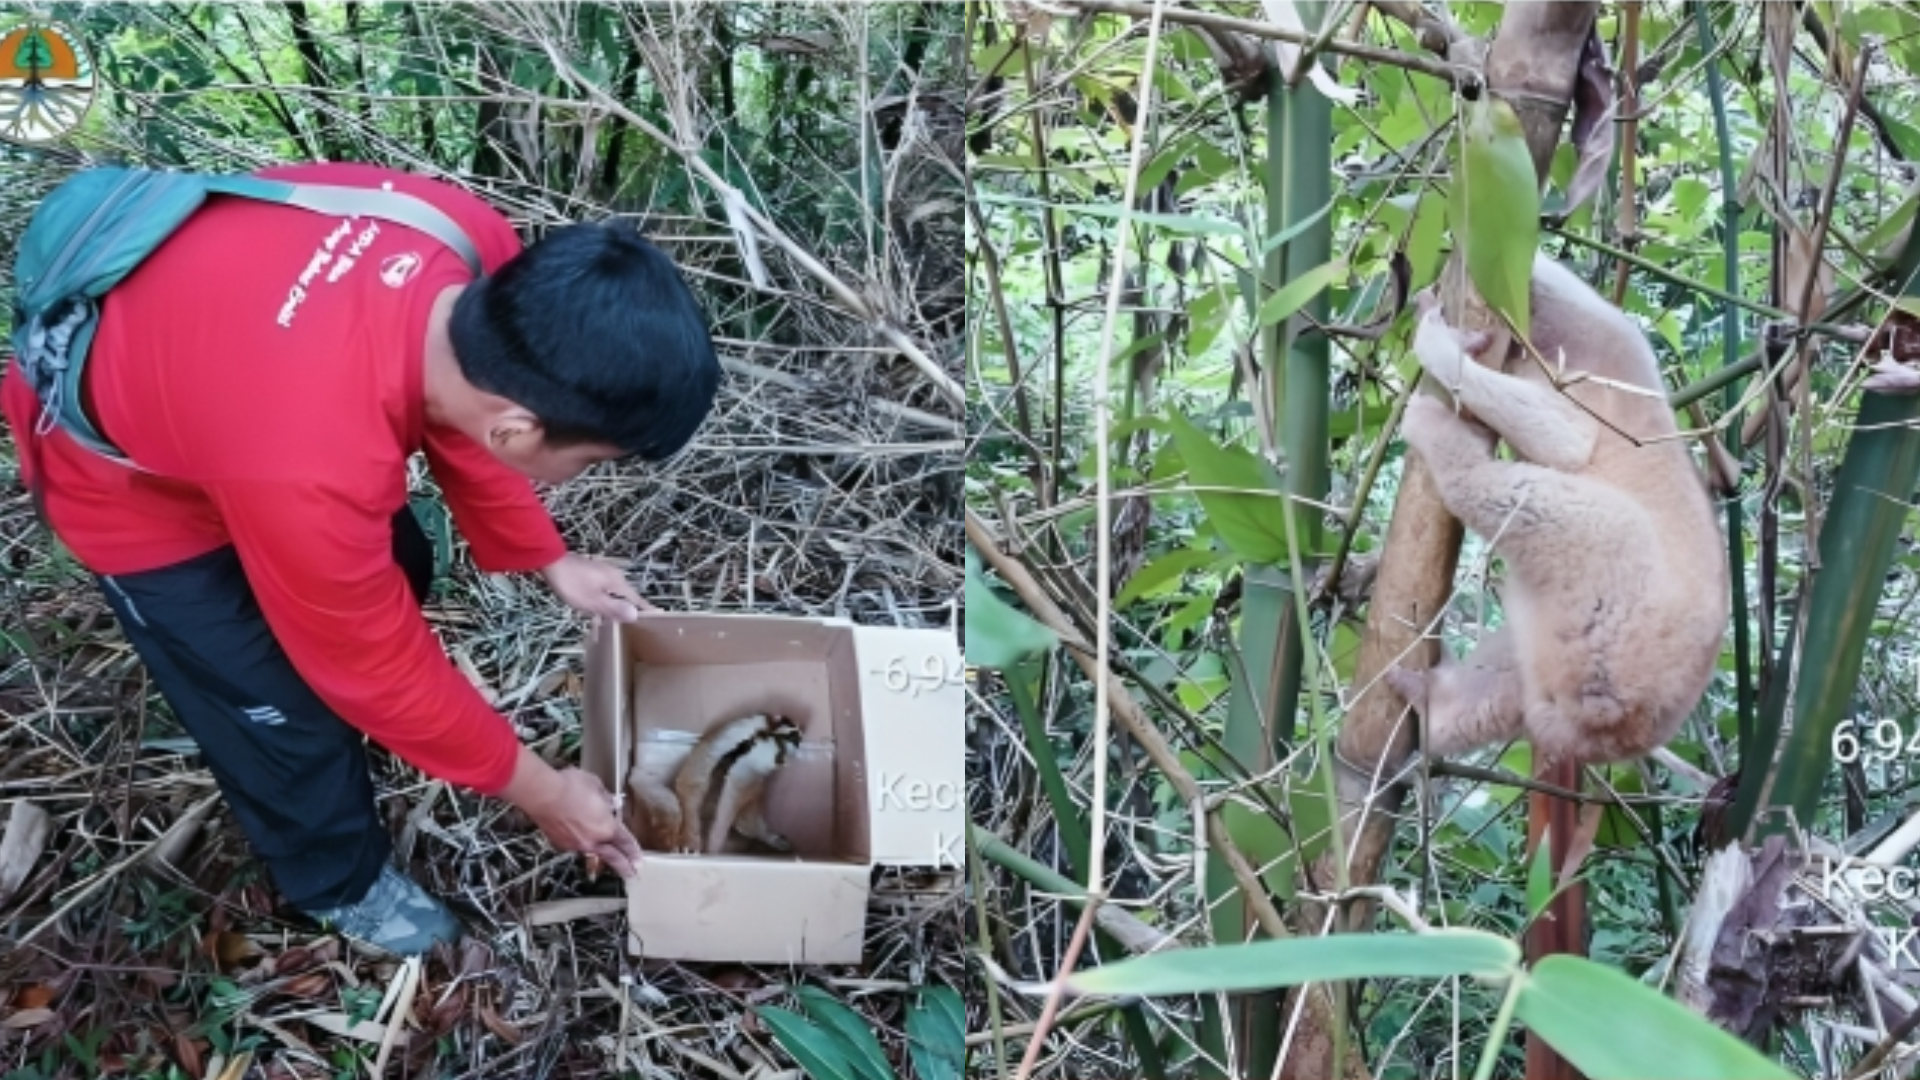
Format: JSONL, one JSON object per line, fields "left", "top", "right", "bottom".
{"left": 1065, "top": 930, "right": 1522, "bottom": 996}
{"left": 1447, "top": 95, "right": 1538, "bottom": 334}
{"left": 763, "top": 985, "right": 964, "bottom": 1080}
{"left": 1065, "top": 931, "right": 1791, "bottom": 1080}
{"left": 903, "top": 987, "right": 966, "bottom": 1080}
{"left": 964, "top": 546, "right": 1057, "bottom": 668}
{"left": 1162, "top": 412, "right": 1292, "bottom": 566}
{"left": 1517, "top": 957, "right": 1794, "bottom": 1080}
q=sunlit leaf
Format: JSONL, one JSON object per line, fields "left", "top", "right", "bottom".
{"left": 1164, "top": 413, "right": 1290, "bottom": 565}
{"left": 1064, "top": 931, "right": 1521, "bottom": 997}
{"left": 1447, "top": 95, "right": 1537, "bottom": 334}
{"left": 1256, "top": 257, "right": 1347, "bottom": 328}
{"left": 1519, "top": 956, "right": 1796, "bottom": 1080}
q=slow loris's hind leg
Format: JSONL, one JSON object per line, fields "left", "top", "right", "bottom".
{"left": 732, "top": 796, "right": 793, "bottom": 852}
{"left": 1386, "top": 625, "right": 1525, "bottom": 759}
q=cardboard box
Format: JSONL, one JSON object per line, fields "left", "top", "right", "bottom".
{"left": 582, "top": 612, "right": 963, "bottom": 965}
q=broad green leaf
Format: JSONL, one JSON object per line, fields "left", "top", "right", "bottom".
{"left": 1108, "top": 332, "right": 1167, "bottom": 373}
{"left": 1222, "top": 768, "right": 1338, "bottom": 900}
{"left": 1167, "top": 645, "right": 1228, "bottom": 707}
{"left": 1519, "top": 956, "right": 1797, "bottom": 1080}
{"left": 1176, "top": 141, "right": 1238, "bottom": 195}
{"left": 1116, "top": 546, "right": 1224, "bottom": 607}
{"left": 1066, "top": 930, "right": 1520, "bottom": 997}
{"left": 1256, "top": 258, "right": 1347, "bottom": 328}
{"left": 1526, "top": 826, "right": 1553, "bottom": 920}
{"left": 1407, "top": 190, "right": 1449, "bottom": 291}
{"left": 964, "top": 547, "right": 1058, "bottom": 668}
{"left": 1164, "top": 413, "right": 1290, "bottom": 565}
{"left": 1330, "top": 619, "right": 1364, "bottom": 682}
{"left": 761, "top": 1006, "right": 859, "bottom": 1080}
{"left": 793, "top": 987, "right": 893, "bottom": 1080}
{"left": 1222, "top": 796, "right": 1299, "bottom": 901}
{"left": 905, "top": 986, "right": 965, "bottom": 1080}
{"left": 1166, "top": 592, "right": 1214, "bottom": 643}
{"left": 1138, "top": 133, "right": 1198, "bottom": 192}
{"left": 1447, "top": 96, "right": 1537, "bottom": 334}
{"left": 1670, "top": 177, "right": 1711, "bottom": 225}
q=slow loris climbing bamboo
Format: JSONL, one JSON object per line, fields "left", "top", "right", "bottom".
{"left": 1384, "top": 255, "right": 1729, "bottom": 766}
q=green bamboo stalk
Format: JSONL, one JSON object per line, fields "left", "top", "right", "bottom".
{"left": 1267, "top": 13, "right": 1335, "bottom": 1076}
{"left": 1204, "top": 9, "right": 1337, "bottom": 1073}
{"left": 1727, "top": 120, "right": 1920, "bottom": 839}
{"left": 1695, "top": 1, "right": 1758, "bottom": 758}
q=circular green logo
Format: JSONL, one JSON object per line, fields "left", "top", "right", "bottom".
{"left": 0, "top": 20, "right": 94, "bottom": 146}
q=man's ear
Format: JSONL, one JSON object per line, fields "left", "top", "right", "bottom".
{"left": 486, "top": 406, "right": 544, "bottom": 450}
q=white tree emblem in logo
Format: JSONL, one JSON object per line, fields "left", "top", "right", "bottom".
{"left": 0, "top": 21, "right": 94, "bottom": 146}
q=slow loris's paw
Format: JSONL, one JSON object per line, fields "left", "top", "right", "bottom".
{"left": 1411, "top": 305, "right": 1494, "bottom": 391}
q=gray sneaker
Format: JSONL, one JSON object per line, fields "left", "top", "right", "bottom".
{"left": 304, "top": 865, "right": 462, "bottom": 955}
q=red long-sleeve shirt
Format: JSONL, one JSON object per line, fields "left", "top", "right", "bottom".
{"left": 1, "top": 162, "right": 564, "bottom": 794}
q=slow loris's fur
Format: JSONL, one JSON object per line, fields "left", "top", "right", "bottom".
{"left": 629, "top": 713, "right": 802, "bottom": 854}
{"left": 1385, "top": 256, "right": 1728, "bottom": 766}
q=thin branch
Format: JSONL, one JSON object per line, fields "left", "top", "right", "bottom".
{"left": 1063, "top": 0, "right": 1475, "bottom": 88}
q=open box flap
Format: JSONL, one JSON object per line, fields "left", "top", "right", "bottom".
{"left": 851, "top": 625, "right": 964, "bottom": 868}
{"left": 581, "top": 617, "right": 627, "bottom": 792}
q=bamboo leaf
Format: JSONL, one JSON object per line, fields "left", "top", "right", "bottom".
{"left": 1526, "top": 826, "right": 1553, "bottom": 919}
{"left": 1005, "top": 664, "right": 1089, "bottom": 879}
{"left": 1064, "top": 931, "right": 1521, "bottom": 997}
{"left": 905, "top": 986, "right": 966, "bottom": 1080}
{"left": 1256, "top": 257, "right": 1347, "bottom": 328}
{"left": 1448, "top": 96, "right": 1537, "bottom": 334}
{"left": 1115, "top": 546, "right": 1225, "bottom": 607}
{"left": 793, "top": 987, "right": 893, "bottom": 1080}
{"left": 761, "top": 1006, "right": 859, "bottom": 1080}
{"left": 1164, "top": 413, "right": 1289, "bottom": 565}
{"left": 1407, "top": 189, "right": 1449, "bottom": 291}
{"left": 964, "top": 547, "right": 1058, "bottom": 668}
{"left": 1519, "top": 957, "right": 1796, "bottom": 1080}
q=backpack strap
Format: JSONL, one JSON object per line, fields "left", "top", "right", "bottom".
{"left": 213, "top": 178, "right": 485, "bottom": 276}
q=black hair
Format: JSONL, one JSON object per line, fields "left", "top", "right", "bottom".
{"left": 447, "top": 222, "right": 720, "bottom": 460}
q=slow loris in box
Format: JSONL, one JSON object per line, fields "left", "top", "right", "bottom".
{"left": 629, "top": 713, "right": 802, "bottom": 854}
{"left": 1385, "top": 256, "right": 1728, "bottom": 766}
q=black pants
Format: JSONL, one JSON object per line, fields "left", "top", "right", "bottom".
{"left": 96, "top": 507, "right": 436, "bottom": 910}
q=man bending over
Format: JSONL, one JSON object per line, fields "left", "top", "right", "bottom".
{"left": 2, "top": 161, "right": 719, "bottom": 954}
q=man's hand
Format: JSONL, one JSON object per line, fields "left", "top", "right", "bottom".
{"left": 539, "top": 553, "right": 653, "bottom": 622}
{"left": 497, "top": 745, "right": 644, "bottom": 878}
